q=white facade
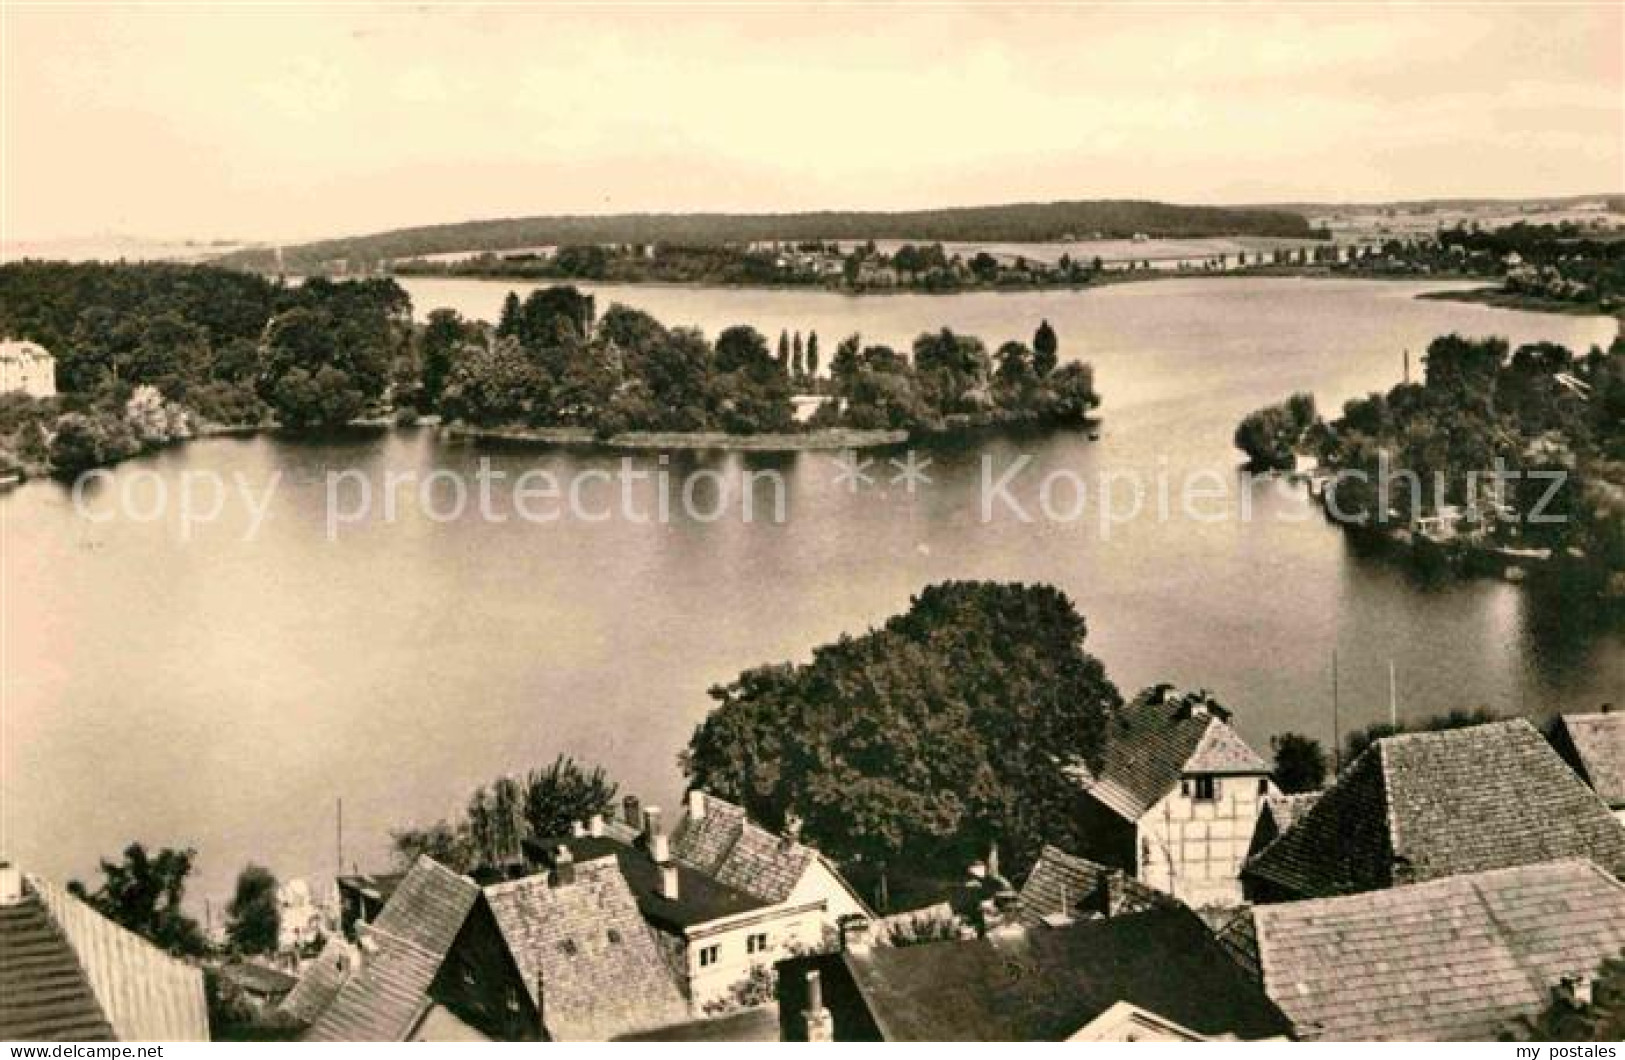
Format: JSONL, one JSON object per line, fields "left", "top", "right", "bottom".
{"left": 0, "top": 340, "right": 57, "bottom": 397}
{"left": 1137, "top": 772, "right": 1277, "bottom": 908}
{"left": 679, "top": 858, "right": 870, "bottom": 1007}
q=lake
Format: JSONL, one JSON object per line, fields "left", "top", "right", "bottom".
{"left": 5, "top": 276, "right": 1620, "bottom": 912}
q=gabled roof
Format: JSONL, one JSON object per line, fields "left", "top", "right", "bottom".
{"left": 1247, "top": 793, "right": 1323, "bottom": 861}
{"left": 305, "top": 857, "right": 482, "bottom": 1042}
{"left": 1251, "top": 859, "right": 1625, "bottom": 1041}
{"left": 483, "top": 858, "right": 689, "bottom": 1042}
{"left": 279, "top": 936, "right": 358, "bottom": 1027}
{"left": 671, "top": 794, "right": 813, "bottom": 904}
{"left": 838, "top": 907, "right": 1291, "bottom": 1041}
{"left": 1555, "top": 710, "right": 1625, "bottom": 809}
{"left": 1015, "top": 845, "right": 1172, "bottom": 928}
{"left": 0, "top": 886, "right": 113, "bottom": 1041}
{"left": 614, "top": 1006, "right": 782, "bottom": 1042}
{"left": 1244, "top": 720, "right": 1625, "bottom": 900}
{"left": 1078, "top": 689, "right": 1270, "bottom": 821}
{"left": 0, "top": 873, "right": 209, "bottom": 1042}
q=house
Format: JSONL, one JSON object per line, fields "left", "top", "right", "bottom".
{"left": 527, "top": 790, "right": 871, "bottom": 1007}
{"left": 304, "top": 857, "right": 536, "bottom": 1041}
{"left": 1070, "top": 687, "right": 1279, "bottom": 907}
{"left": 1234, "top": 859, "right": 1625, "bottom": 1040}
{"left": 0, "top": 862, "right": 209, "bottom": 1041}
{"left": 1015, "top": 844, "right": 1173, "bottom": 928}
{"left": 775, "top": 906, "right": 1291, "bottom": 1041}
{"left": 1243, "top": 720, "right": 1625, "bottom": 903}
{"left": 335, "top": 869, "right": 404, "bottom": 940}
{"left": 1548, "top": 709, "right": 1625, "bottom": 822}
{"left": 301, "top": 853, "right": 690, "bottom": 1041}
{"left": 0, "top": 339, "right": 56, "bottom": 398}
{"left": 214, "top": 960, "right": 299, "bottom": 1017}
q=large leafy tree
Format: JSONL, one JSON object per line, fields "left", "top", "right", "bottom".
{"left": 69, "top": 843, "right": 207, "bottom": 956}
{"left": 225, "top": 864, "right": 280, "bottom": 955}
{"left": 1271, "top": 732, "right": 1327, "bottom": 793}
{"left": 683, "top": 581, "right": 1120, "bottom": 879}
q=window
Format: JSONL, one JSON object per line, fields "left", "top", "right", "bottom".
{"left": 505, "top": 986, "right": 521, "bottom": 1013}
{"left": 606, "top": 928, "right": 622, "bottom": 945}
{"left": 1192, "top": 776, "right": 1217, "bottom": 801}
{"left": 746, "top": 932, "right": 769, "bottom": 955}
{"left": 460, "top": 964, "right": 477, "bottom": 987}
{"left": 559, "top": 938, "right": 578, "bottom": 956}
{"left": 1258, "top": 777, "right": 1270, "bottom": 795}
{"left": 698, "top": 944, "right": 720, "bottom": 968}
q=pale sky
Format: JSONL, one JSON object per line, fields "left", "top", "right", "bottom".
{"left": 2, "top": 2, "right": 1621, "bottom": 243}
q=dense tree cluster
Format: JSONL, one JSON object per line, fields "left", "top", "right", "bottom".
{"left": 225, "top": 864, "right": 280, "bottom": 956}
{"left": 1233, "top": 392, "right": 1316, "bottom": 471}
{"left": 821, "top": 319, "right": 1098, "bottom": 431}
{"left": 681, "top": 581, "right": 1120, "bottom": 881}
{"left": 1239, "top": 331, "right": 1625, "bottom": 587}
{"left": 391, "top": 755, "right": 619, "bottom": 875}
{"left": 67, "top": 842, "right": 208, "bottom": 956}
{"left": 0, "top": 262, "right": 412, "bottom": 474}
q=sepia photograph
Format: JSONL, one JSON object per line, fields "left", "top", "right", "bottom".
{"left": 1, "top": 0, "right": 1623, "bottom": 1045}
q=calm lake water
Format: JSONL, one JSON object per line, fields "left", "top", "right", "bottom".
{"left": 5, "top": 276, "right": 1620, "bottom": 911}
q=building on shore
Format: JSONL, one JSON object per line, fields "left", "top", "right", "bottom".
{"left": 0, "top": 862, "right": 209, "bottom": 1041}
{"left": 1547, "top": 708, "right": 1625, "bottom": 824}
{"left": 0, "top": 339, "right": 56, "bottom": 398}
{"left": 1067, "top": 687, "right": 1279, "bottom": 907}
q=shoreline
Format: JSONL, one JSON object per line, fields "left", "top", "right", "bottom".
{"left": 441, "top": 423, "right": 911, "bottom": 451}
{"left": 1415, "top": 286, "right": 1616, "bottom": 317}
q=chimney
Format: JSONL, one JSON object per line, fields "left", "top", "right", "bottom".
{"left": 588, "top": 814, "right": 605, "bottom": 838}
{"left": 659, "top": 863, "right": 680, "bottom": 902}
{"left": 1557, "top": 974, "right": 1595, "bottom": 1009}
{"left": 839, "top": 914, "right": 873, "bottom": 955}
{"left": 803, "top": 969, "right": 835, "bottom": 1042}
{"left": 782, "top": 811, "right": 804, "bottom": 848}
{"left": 645, "top": 807, "right": 670, "bottom": 863}
{"left": 0, "top": 862, "right": 21, "bottom": 906}
{"left": 686, "top": 789, "right": 707, "bottom": 821}
{"left": 552, "top": 845, "right": 576, "bottom": 887}
{"left": 623, "top": 795, "right": 642, "bottom": 830}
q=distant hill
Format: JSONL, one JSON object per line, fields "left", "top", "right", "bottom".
{"left": 213, "top": 200, "right": 1315, "bottom": 273}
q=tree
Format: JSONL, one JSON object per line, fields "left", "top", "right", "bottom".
{"left": 420, "top": 308, "right": 469, "bottom": 408}
{"left": 807, "top": 332, "right": 820, "bottom": 378}
{"left": 70, "top": 843, "right": 207, "bottom": 956}
{"left": 1271, "top": 732, "right": 1327, "bottom": 793}
{"left": 683, "top": 581, "right": 1119, "bottom": 878}
{"left": 1512, "top": 952, "right": 1625, "bottom": 1042}
{"left": 519, "top": 754, "right": 619, "bottom": 838}
{"left": 497, "top": 291, "right": 522, "bottom": 337}
{"left": 225, "top": 864, "right": 280, "bottom": 955}
{"left": 1033, "top": 320, "right": 1059, "bottom": 377}
{"left": 778, "top": 330, "right": 790, "bottom": 370}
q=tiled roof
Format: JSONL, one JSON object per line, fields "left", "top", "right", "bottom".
{"left": 671, "top": 794, "right": 814, "bottom": 904}
{"left": 1247, "top": 793, "right": 1322, "bottom": 861}
{"left": 305, "top": 857, "right": 481, "bottom": 1041}
{"left": 1080, "top": 690, "right": 1271, "bottom": 822}
{"left": 1245, "top": 720, "right": 1625, "bottom": 899}
{"left": 614, "top": 1005, "right": 782, "bottom": 1042}
{"left": 0, "top": 888, "right": 114, "bottom": 1041}
{"left": 279, "top": 936, "right": 358, "bottom": 1026}
{"left": 14, "top": 874, "right": 208, "bottom": 1041}
{"left": 1556, "top": 711, "right": 1625, "bottom": 808}
{"left": 1251, "top": 859, "right": 1625, "bottom": 1041}
{"left": 1016, "top": 845, "right": 1172, "bottom": 928}
{"left": 841, "top": 907, "right": 1291, "bottom": 1041}
{"left": 539, "top": 835, "right": 771, "bottom": 931}
{"left": 216, "top": 961, "right": 298, "bottom": 997}
{"left": 483, "top": 858, "right": 690, "bottom": 1042}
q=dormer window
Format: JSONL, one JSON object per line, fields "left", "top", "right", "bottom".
{"left": 1192, "top": 776, "right": 1217, "bottom": 801}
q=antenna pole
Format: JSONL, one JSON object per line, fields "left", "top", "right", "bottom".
{"left": 1388, "top": 660, "right": 1399, "bottom": 729}
{"left": 337, "top": 797, "right": 344, "bottom": 879}
{"left": 1332, "top": 649, "right": 1342, "bottom": 774}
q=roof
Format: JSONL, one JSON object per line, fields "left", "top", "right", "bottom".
{"left": 1251, "top": 859, "right": 1625, "bottom": 1041}
{"left": 216, "top": 961, "right": 298, "bottom": 997}
{"left": 0, "top": 886, "right": 114, "bottom": 1041}
{"left": 840, "top": 907, "right": 1291, "bottom": 1041}
{"left": 540, "top": 835, "right": 772, "bottom": 932}
{"left": 614, "top": 1005, "right": 782, "bottom": 1042}
{"left": 305, "top": 857, "right": 481, "bottom": 1041}
{"left": 483, "top": 858, "right": 690, "bottom": 1041}
{"left": 0, "top": 340, "right": 52, "bottom": 362}
{"left": 279, "top": 937, "right": 357, "bottom": 1026}
{"left": 1078, "top": 689, "right": 1271, "bottom": 821}
{"left": 1244, "top": 720, "right": 1625, "bottom": 899}
{"left": 336, "top": 871, "right": 405, "bottom": 905}
{"left": 1555, "top": 711, "right": 1625, "bottom": 808}
{"left": 1247, "top": 793, "right": 1323, "bottom": 860}
{"left": 1, "top": 873, "right": 209, "bottom": 1042}
{"left": 1015, "top": 845, "right": 1172, "bottom": 928}
{"left": 671, "top": 794, "right": 815, "bottom": 904}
